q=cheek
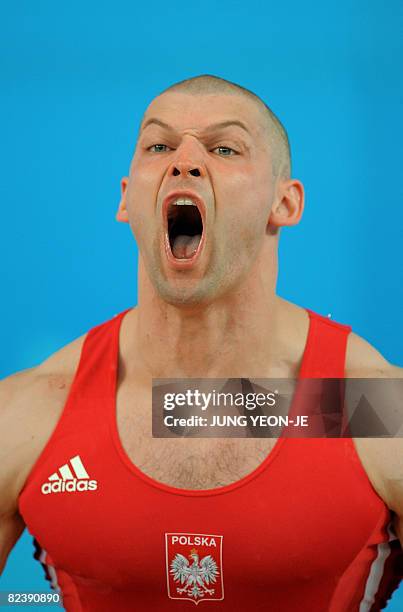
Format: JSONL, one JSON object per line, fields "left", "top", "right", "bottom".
{"left": 237, "top": 214, "right": 265, "bottom": 253}
{"left": 127, "top": 155, "right": 163, "bottom": 209}
{"left": 227, "top": 172, "right": 272, "bottom": 241}
{"left": 218, "top": 182, "right": 268, "bottom": 241}
{"left": 128, "top": 175, "right": 155, "bottom": 208}
{"left": 216, "top": 163, "right": 252, "bottom": 194}
{"left": 125, "top": 187, "right": 154, "bottom": 249}
{"left": 215, "top": 162, "right": 272, "bottom": 214}
{"left": 125, "top": 161, "right": 163, "bottom": 235}
{"left": 216, "top": 211, "right": 265, "bottom": 274}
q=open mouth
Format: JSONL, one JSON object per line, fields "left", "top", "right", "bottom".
{"left": 167, "top": 198, "right": 204, "bottom": 260}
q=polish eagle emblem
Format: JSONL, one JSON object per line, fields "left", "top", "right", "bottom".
{"left": 170, "top": 548, "right": 219, "bottom": 600}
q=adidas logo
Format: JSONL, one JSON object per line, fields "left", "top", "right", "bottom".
{"left": 41, "top": 455, "right": 98, "bottom": 495}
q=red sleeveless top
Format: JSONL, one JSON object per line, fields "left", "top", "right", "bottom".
{"left": 18, "top": 309, "right": 403, "bottom": 611}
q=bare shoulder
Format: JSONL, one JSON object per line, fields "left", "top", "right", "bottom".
{"left": 346, "top": 331, "right": 402, "bottom": 377}
{"left": 345, "top": 330, "right": 403, "bottom": 544}
{"left": 0, "top": 332, "right": 87, "bottom": 507}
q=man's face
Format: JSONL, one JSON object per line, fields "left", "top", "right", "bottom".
{"left": 120, "top": 91, "right": 276, "bottom": 306}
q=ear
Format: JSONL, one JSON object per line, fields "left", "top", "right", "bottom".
{"left": 116, "top": 177, "right": 129, "bottom": 223}
{"left": 268, "top": 179, "right": 304, "bottom": 228}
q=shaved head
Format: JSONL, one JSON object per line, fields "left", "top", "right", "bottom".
{"left": 157, "top": 74, "right": 291, "bottom": 180}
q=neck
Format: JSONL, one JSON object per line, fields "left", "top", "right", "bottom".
{"left": 126, "top": 251, "right": 304, "bottom": 379}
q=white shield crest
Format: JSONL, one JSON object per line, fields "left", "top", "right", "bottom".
{"left": 165, "top": 532, "right": 224, "bottom": 605}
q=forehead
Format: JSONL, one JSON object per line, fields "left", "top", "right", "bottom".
{"left": 141, "top": 91, "right": 268, "bottom": 137}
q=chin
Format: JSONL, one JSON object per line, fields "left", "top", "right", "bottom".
{"left": 153, "top": 277, "right": 219, "bottom": 309}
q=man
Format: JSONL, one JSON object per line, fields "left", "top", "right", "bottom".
{"left": 0, "top": 75, "right": 402, "bottom": 611}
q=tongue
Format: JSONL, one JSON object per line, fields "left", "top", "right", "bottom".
{"left": 172, "top": 234, "right": 201, "bottom": 259}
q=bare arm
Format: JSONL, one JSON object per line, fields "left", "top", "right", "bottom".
{"left": 0, "top": 371, "right": 35, "bottom": 574}
{"left": 0, "top": 333, "right": 86, "bottom": 575}
{"left": 346, "top": 332, "right": 403, "bottom": 547}
{"left": 0, "top": 511, "right": 25, "bottom": 575}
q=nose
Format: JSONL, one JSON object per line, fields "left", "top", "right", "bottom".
{"left": 168, "top": 137, "right": 205, "bottom": 179}
{"left": 171, "top": 165, "right": 201, "bottom": 177}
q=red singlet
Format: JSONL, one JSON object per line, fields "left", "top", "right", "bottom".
{"left": 18, "top": 309, "right": 403, "bottom": 611}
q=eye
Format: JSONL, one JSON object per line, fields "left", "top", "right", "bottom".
{"left": 148, "top": 144, "right": 171, "bottom": 153}
{"left": 212, "top": 146, "right": 237, "bottom": 156}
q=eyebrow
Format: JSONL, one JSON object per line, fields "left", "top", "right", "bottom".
{"left": 140, "top": 118, "right": 251, "bottom": 136}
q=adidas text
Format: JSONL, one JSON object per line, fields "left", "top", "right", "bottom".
{"left": 41, "top": 479, "right": 98, "bottom": 495}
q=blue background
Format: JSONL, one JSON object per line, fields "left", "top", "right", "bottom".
{"left": 1, "top": 0, "right": 402, "bottom": 609}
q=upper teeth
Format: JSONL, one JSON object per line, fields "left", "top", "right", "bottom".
{"left": 173, "top": 198, "right": 196, "bottom": 206}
